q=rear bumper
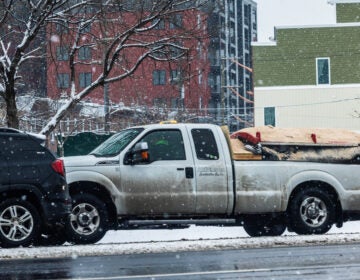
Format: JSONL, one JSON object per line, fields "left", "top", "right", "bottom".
{"left": 42, "top": 198, "right": 71, "bottom": 225}
{"left": 41, "top": 184, "right": 72, "bottom": 226}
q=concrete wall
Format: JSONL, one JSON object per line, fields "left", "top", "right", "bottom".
{"left": 254, "top": 84, "right": 360, "bottom": 129}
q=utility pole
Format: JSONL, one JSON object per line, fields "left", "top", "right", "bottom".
{"left": 104, "top": 83, "right": 110, "bottom": 132}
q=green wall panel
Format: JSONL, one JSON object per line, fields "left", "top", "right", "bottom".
{"left": 337, "top": 3, "right": 360, "bottom": 23}
{"left": 253, "top": 26, "right": 360, "bottom": 87}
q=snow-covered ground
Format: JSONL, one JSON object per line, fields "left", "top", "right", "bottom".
{"left": 2, "top": 222, "right": 360, "bottom": 260}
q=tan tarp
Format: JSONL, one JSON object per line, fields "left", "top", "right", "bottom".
{"left": 231, "top": 126, "right": 360, "bottom": 146}
{"left": 230, "top": 126, "right": 360, "bottom": 162}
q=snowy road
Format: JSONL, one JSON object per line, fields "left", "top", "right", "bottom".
{"left": 1, "top": 221, "right": 360, "bottom": 260}
{"left": 2, "top": 242, "right": 360, "bottom": 279}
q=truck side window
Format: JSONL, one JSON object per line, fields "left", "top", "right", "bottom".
{"left": 191, "top": 129, "right": 219, "bottom": 160}
{"left": 140, "top": 130, "right": 186, "bottom": 161}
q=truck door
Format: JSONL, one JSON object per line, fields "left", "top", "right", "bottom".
{"left": 119, "top": 128, "right": 196, "bottom": 215}
{"left": 187, "top": 127, "right": 230, "bottom": 214}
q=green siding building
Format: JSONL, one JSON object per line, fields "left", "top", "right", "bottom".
{"left": 252, "top": 0, "right": 360, "bottom": 130}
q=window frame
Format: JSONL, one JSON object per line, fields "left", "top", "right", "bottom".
{"left": 56, "top": 73, "right": 70, "bottom": 89}
{"left": 264, "top": 107, "right": 276, "bottom": 126}
{"left": 56, "top": 46, "right": 69, "bottom": 61}
{"left": 139, "top": 129, "right": 186, "bottom": 162}
{"left": 170, "top": 14, "right": 183, "bottom": 29}
{"left": 152, "top": 70, "right": 166, "bottom": 85}
{"left": 191, "top": 128, "right": 219, "bottom": 160}
{"left": 153, "top": 18, "right": 165, "bottom": 30}
{"left": 78, "top": 46, "right": 92, "bottom": 60}
{"left": 79, "top": 72, "right": 92, "bottom": 88}
{"left": 316, "top": 57, "right": 331, "bottom": 85}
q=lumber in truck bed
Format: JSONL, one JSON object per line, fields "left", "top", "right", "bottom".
{"left": 229, "top": 126, "right": 360, "bottom": 163}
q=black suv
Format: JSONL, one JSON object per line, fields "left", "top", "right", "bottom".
{"left": 0, "top": 128, "right": 71, "bottom": 248}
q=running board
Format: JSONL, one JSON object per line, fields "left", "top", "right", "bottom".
{"left": 126, "top": 218, "right": 237, "bottom": 226}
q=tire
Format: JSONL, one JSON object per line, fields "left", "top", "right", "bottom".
{"left": 288, "top": 187, "right": 336, "bottom": 235}
{"left": 0, "top": 198, "right": 42, "bottom": 248}
{"left": 65, "top": 193, "right": 109, "bottom": 244}
{"left": 243, "top": 215, "right": 286, "bottom": 237}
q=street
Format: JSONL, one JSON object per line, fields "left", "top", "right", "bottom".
{"left": 2, "top": 243, "right": 360, "bottom": 279}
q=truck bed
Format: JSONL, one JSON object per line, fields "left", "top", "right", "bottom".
{"left": 229, "top": 126, "right": 360, "bottom": 163}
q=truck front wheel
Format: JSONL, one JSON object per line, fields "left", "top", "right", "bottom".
{"left": 288, "top": 187, "right": 335, "bottom": 235}
{"left": 243, "top": 215, "right": 286, "bottom": 237}
{"left": 65, "top": 193, "right": 109, "bottom": 244}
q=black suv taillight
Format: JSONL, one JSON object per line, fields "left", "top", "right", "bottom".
{"left": 51, "top": 159, "right": 65, "bottom": 177}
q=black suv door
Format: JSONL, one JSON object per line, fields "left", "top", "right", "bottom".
{"left": 0, "top": 135, "right": 9, "bottom": 185}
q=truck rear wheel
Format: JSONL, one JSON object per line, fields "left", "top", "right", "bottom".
{"left": 0, "top": 198, "right": 41, "bottom": 248}
{"left": 243, "top": 215, "right": 286, "bottom": 237}
{"left": 65, "top": 193, "right": 108, "bottom": 244}
{"left": 288, "top": 187, "right": 335, "bottom": 235}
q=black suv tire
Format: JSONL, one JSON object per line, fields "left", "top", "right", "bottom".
{"left": 0, "top": 198, "right": 41, "bottom": 248}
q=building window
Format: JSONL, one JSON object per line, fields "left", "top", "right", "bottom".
{"left": 264, "top": 107, "right": 275, "bottom": 126}
{"left": 170, "top": 14, "right": 182, "bottom": 29}
{"left": 79, "top": 72, "right": 92, "bottom": 88}
{"left": 79, "top": 46, "right": 91, "bottom": 60}
{"left": 153, "top": 70, "right": 166, "bottom": 85}
{"left": 198, "top": 69, "right": 202, "bottom": 84}
{"left": 244, "top": 29, "right": 250, "bottom": 50}
{"left": 80, "top": 23, "right": 91, "bottom": 33}
{"left": 56, "top": 23, "right": 68, "bottom": 34}
{"left": 153, "top": 18, "right": 165, "bottom": 29}
{"left": 316, "top": 58, "right": 330, "bottom": 85}
{"left": 56, "top": 46, "right": 69, "bottom": 61}
{"left": 57, "top": 73, "right": 69, "bottom": 89}
{"left": 170, "top": 69, "right": 181, "bottom": 84}
{"left": 153, "top": 98, "right": 167, "bottom": 107}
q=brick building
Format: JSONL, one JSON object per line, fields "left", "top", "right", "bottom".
{"left": 46, "top": 7, "right": 210, "bottom": 116}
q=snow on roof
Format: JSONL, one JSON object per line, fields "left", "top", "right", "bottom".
{"left": 275, "top": 22, "right": 360, "bottom": 30}
{"left": 329, "top": 0, "right": 360, "bottom": 4}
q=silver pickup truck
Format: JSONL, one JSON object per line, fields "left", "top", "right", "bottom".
{"left": 63, "top": 123, "right": 360, "bottom": 244}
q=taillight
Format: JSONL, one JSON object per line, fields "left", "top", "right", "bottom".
{"left": 51, "top": 159, "right": 65, "bottom": 177}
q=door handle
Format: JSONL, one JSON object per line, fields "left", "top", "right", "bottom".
{"left": 185, "top": 167, "right": 194, "bottom": 179}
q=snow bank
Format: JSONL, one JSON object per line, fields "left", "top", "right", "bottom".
{"left": 1, "top": 222, "right": 360, "bottom": 260}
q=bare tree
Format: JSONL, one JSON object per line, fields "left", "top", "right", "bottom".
{"left": 41, "top": 0, "right": 211, "bottom": 135}
{"left": 0, "top": 0, "right": 212, "bottom": 134}
{"left": 0, "top": 0, "right": 90, "bottom": 128}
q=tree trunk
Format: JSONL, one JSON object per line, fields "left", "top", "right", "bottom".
{"left": 4, "top": 87, "right": 19, "bottom": 129}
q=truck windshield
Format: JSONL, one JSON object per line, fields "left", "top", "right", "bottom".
{"left": 89, "top": 128, "right": 144, "bottom": 157}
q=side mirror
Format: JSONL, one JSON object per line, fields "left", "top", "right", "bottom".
{"left": 125, "top": 142, "right": 149, "bottom": 165}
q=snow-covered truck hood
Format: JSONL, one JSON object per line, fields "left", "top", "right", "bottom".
{"left": 63, "top": 155, "right": 100, "bottom": 167}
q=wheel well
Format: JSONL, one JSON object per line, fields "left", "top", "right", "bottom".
{"left": 288, "top": 180, "right": 343, "bottom": 225}
{"left": 68, "top": 181, "right": 117, "bottom": 229}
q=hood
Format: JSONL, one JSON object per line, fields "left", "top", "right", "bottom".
{"left": 63, "top": 155, "right": 99, "bottom": 167}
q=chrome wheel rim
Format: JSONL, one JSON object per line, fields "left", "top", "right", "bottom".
{"left": 0, "top": 205, "right": 34, "bottom": 242}
{"left": 70, "top": 203, "right": 100, "bottom": 235}
{"left": 300, "top": 196, "right": 327, "bottom": 227}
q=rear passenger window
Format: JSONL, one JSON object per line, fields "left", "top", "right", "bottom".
{"left": 191, "top": 129, "right": 219, "bottom": 160}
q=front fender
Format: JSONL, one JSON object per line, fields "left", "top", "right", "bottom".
{"left": 66, "top": 170, "right": 121, "bottom": 198}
